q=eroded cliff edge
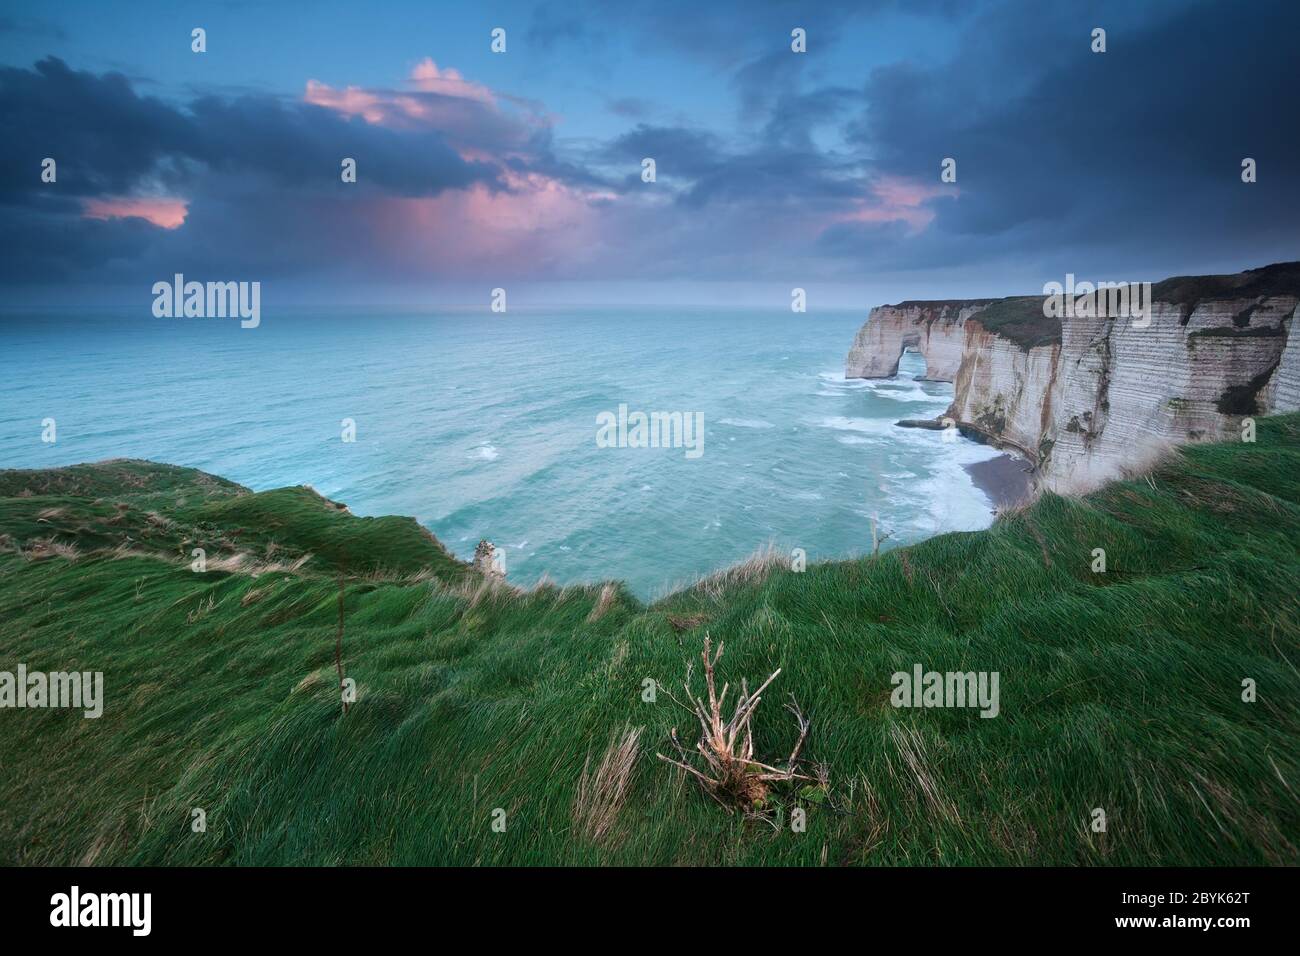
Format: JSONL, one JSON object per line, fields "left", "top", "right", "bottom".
{"left": 846, "top": 262, "right": 1300, "bottom": 494}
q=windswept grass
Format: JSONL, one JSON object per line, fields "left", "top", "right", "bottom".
{"left": 0, "top": 458, "right": 472, "bottom": 584}
{"left": 1, "top": 419, "right": 1298, "bottom": 865}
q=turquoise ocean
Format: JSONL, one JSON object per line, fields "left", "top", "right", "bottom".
{"left": 0, "top": 309, "right": 1002, "bottom": 597}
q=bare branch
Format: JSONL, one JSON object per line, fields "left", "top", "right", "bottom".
{"left": 655, "top": 637, "right": 821, "bottom": 812}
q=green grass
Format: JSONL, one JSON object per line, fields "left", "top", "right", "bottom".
{"left": 0, "top": 458, "right": 471, "bottom": 582}
{"left": 2, "top": 420, "right": 1298, "bottom": 866}
{"left": 1152, "top": 261, "right": 1300, "bottom": 308}
{"left": 970, "top": 296, "right": 1062, "bottom": 350}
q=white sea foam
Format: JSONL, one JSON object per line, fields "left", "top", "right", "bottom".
{"left": 816, "top": 370, "right": 872, "bottom": 390}
{"left": 865, "top": 382, "right": 946, "bottom": 403}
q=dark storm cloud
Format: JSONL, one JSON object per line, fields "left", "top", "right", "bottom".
{"left": 0, "top": 57, "right": 557, "bottom": 284}
{"left": 840, "top": 0, "right": 1300, "bottom": 272}
{"left": 0, "top": 58, "right": 500, "bottom": 204}
{"left": 602, "top": 118, "right": 864, "bottom": 209}
{"left": 0, "top": 58, "right": 197, "bottom": 201}
{"left": 185, "top": 94, "right": 499, "bottom": 196}
{"left": 0, "top": 205, "right": 161, "bottom": 282}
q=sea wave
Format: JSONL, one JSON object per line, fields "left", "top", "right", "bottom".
{"left": 717, "top": 417, "right": 775, "bottom": 429}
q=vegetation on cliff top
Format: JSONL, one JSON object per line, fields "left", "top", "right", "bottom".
{"left": 1152, "top": 260, "right": 1300, "bottom": 308}
{"left": 967, "top": 295, "right": 1063, "bottom": 350}
{"left": 885, "top": 261, "right": 1300, "bottom": 352}
{"left": 2, "top": 417, "right": 1299, "bottom": 865}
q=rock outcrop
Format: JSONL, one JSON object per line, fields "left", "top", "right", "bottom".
{"left": 847, "top": 262, "right": 1300, "bottom": 494}
{"left": 473, "top": 539, "right": 505, "bottom": 578}
{"left": 845, "top": 300, "right": 994, "bottom": 381}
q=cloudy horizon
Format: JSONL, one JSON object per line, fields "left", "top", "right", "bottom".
{"left": 2, "top": 0, "right": 1298, "bottom": 310}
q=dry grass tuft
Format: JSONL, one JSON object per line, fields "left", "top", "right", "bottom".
{"left": 241, "top": 584, "right": 275, "bottom": 607}
{"left": 586, "top": 583, "right": 619, "bottom": 622}
{"left": 667, "top": 613, "right": 709, "bottom": 633}
{"left": 888, "top": 723, "right": 961, "bottom": 826}
{"left": 185, "top": 594, "right": 217, "bottom": 624}
{"left": 446, "top": 572, "right": 519, "bottom": 609}
{"left": 25, "top": 537, "right": 81, "bottom": 562}
{"left": 686, "top": 543, "right": 786, "bottom": 602}
{"left": 206, "top": 552, "right": 251, "bottom": 572}
{"left": 108, "top": 543, "right": 154, "bottom": 561}
{"left": 143, "top": 511, "right": 174, "bottom": 530}
{"left": 573, "top": 725, "right": 642, "bottom": 843}
{"left": 292, "top": 670, "right": 325, "bottom": 695}
{"left": 657, "top": 635, "right": 814, "bottom": 811}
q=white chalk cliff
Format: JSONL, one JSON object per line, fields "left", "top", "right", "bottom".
{"left": 845, "top": 300, "right": 992, "bottom": 381}
{"left": 846, "top": 263, "right": 1300, "bottom": 494}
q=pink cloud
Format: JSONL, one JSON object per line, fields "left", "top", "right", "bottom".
{"left": 831, "top": 175, "right": 955, "bottom": 234}
{"left": 303, "top": 80, "right": 392, "bottom": 124}
{"left": 302, "top": 61, "right": 541, "bottom": 157}
{"left": 297, "top": 61, "right": 610, "bottom": 277}
{"left": 408, "top": 58, "right": 494, "bottom": 104}
{"left": 82, "top": 197, "right": 188, "bottom": 229}
{"left": 304, "top": 58, "right": 515, "bottom": 133}
{"left": 365, "top": 171, "right": 606, "bottom": 276}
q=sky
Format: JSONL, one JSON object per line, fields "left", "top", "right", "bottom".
{"left": 1, "top": 0, "right": 1298, "bottom": 309}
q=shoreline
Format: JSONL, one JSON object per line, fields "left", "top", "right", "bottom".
{"left": 965, "top": 453, "right": 1036, "bottom": 511}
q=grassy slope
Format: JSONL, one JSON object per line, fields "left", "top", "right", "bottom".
{"left": 1, "top": 422, "right": 1298, "bottom": 866}
{"left": 0, "top": 458, "right": 471, "bottom": 582}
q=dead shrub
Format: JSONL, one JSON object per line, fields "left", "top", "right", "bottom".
{"left": 657, "top": 635, "right": 814, "bottom": 811}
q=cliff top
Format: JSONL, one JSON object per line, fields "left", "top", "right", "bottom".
{"left": 1152, "top": 260, "right": 1300, "bottom": 307}
{"left": 886, "top": 297, "right": 999, "bottom": 311}
{"left": 967, "top": 295, "right": 1061, "bottom": 350}
{"left": 880, "top": 261, "right": 1300, "bottom": 351}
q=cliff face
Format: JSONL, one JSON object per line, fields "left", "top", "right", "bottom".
{"left": 845, "top": 301, "right": 993, "bottom": 381}
{"left": 847, "top": 263, "right": 1300, "bottom": 494}
{"left": 947, "top": 321, "right": 1059, "bottom": 461}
